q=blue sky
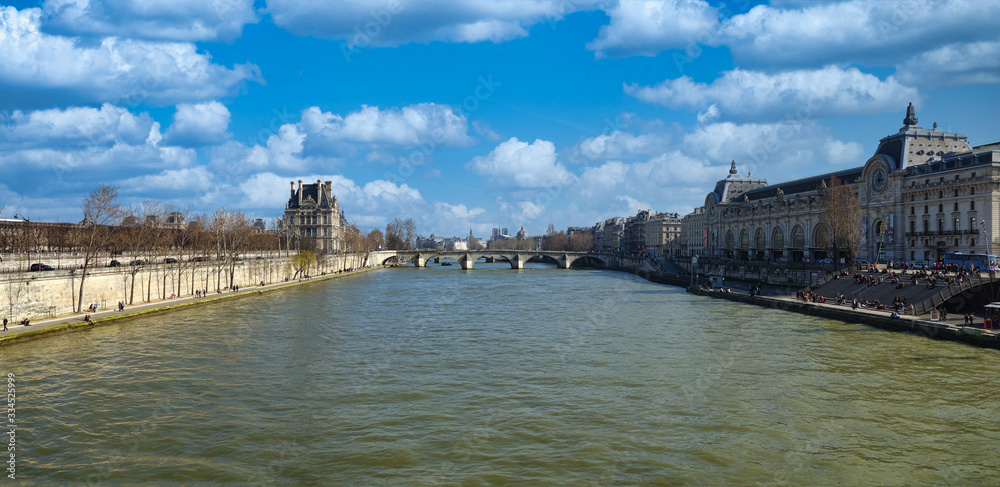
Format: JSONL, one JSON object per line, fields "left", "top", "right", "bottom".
{"left": 1, "top": 0, "right": 999, "bottom": 238}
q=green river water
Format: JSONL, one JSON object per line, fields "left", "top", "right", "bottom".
{"left": 2, "top": 263, "right": 999, "bottom": 485}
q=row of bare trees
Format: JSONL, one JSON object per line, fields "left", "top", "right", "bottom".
{"left": 1, "top": 184, "right": 392, "bottom": 314}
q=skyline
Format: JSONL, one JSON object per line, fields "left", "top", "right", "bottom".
{"left": 1, "top": 0, "right": 999, "bottom": 237}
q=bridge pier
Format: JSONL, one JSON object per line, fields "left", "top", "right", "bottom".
{"left": 412, "top": 253, "right": 429, "bottom": 267}
{"left": 510, "top": 254, "right": 526, "bottom": 269}
{"left": 459, "top": 253, "right": 475, "bottom": 270}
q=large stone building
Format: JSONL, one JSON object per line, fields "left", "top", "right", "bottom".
{"left": 680, "top": 104, "right": 1000, "bottom": 265}
{"left": 280, "top": 180, "right": 345, "bottom": 253}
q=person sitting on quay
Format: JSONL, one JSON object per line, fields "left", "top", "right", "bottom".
{"left": 84, "top": 314, "right": 92, "bottom": 323}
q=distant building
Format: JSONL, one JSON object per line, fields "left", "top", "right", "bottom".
{"left": 645, "top": 212, "right": 682, "bottom": 257}
{"left": 280, "top": 180, "right": 344, "bottom": 253}
{"left": 594, "top": 217, "right": 625, "bottom": 252}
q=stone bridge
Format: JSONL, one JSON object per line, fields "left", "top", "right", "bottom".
{"left": 370, "top": 250, "right": 607, "bottom": 270}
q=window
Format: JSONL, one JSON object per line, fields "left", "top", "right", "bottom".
{"left": 971, "top": 216, "right": 977, "bottom": 231}
{"left": 954, "top": 217, "right": 960, "bottom": 231}
{"left": 940, "top": 177, "right": 944, "bottom": 183}
{"left": 910, "top": 251, "right": 915, "bottom": 260}
{"left": 939, "top": 191, "right": 943, "bottom": 198}
{"left": 971, "top": 201, "right": 975, "bottom": 210}
{"left": 971, "top": 187, "right": 976, "bottom": 195}
{"left": 954, "top": 202, "right": 959, "bottom": 211}
{"left": 910, "top": 221, "right": 916, "bottom": 233}
{"left": 911, "top": 206, "right": 915, "bottom": 215}
{"left": 972, "top": 238, "right": 977, "bottom": 246}
{"left": 938, "top": 219, "right": 944, "bottom": 233}
{"left": 938, "top": 204, "right": 943, "bottom": 213}
{"left": 924, "top": 205, "right": 928, "bottom": 213}
{"left": 955, "top": 189, "right": 959, "bottom": 196}
{"left": 972, "top": 172, "right": 977, "bottom": 178}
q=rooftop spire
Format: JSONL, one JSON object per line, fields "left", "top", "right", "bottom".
{"left": 903, "top": 102, "right": 918, "bottom": 126}
{"left": 729, "top": 160, "right": 738, "bottom": 175}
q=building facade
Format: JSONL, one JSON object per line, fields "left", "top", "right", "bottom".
{"left": 644, "top": 212, "right": 682, "bottom": 257}
{"left": 280, "top": 180, "right": 344, "bottom": 253}
{"left": 680, "top": 104, "right": 1000, "bottom": 266}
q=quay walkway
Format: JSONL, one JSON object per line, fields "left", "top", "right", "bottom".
{"left": 0, "top": 266, "right": 384, "bottom": 345}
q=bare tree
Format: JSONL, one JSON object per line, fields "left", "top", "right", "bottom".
{"left": 820, "top": 176, "right": 864, "bottom": 266}
{"left": 569, "top": 232, "right": 594, "bottom": 252}
{"left": 541, "top": 231, "right": 569, "bottom": 251}
{"left": 75, "top": 185, "right": 123, "bottom": 313}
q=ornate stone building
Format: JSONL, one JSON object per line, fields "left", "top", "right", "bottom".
{"left": 681, "top": 104, "right": 1000, "bottom": 265}
{"left": 280, "top": 180, "right": 344, "bottom": 253}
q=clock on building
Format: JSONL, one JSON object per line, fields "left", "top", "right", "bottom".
{"left": 872, "top": 168, "right": 887, "bottom": 193}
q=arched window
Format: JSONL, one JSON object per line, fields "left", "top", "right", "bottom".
{"left": 725, "top": 230, "right": 735, "bottom": 249}
{"left": 791, "top": 225, "right": 805, "bottom": 248}
{"left": 754, "top": 228, "right": 766, "bottom": 249}
{"left": 814, "top": 224, "right": 830, "bottom": 248}
{"left": 772, "top": 227, "right": 785, "bottom": 249}
{"left": 739, "top": 229, "right": 750, "bottom": 249}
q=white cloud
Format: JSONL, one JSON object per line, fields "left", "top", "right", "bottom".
{"left": 119, "top": 166, "right": 216, "bottom": 193}
{"left": 896, "top": 40, "right": 1000, "bottom": 88}
{"left": 266, "top": 0, "right": 600, "bottom": 47}
{"left": 40, "top": 0, "right": 258, "bottom": 42}
{"left": 0, "top": 6, "right": 261, "bottom": 108}
{"left": 0, "top": 103, "right": 154, "bottom": 150}
{"left": 163, "top": 102, "right": 231, "bottom": 147}
{"left": 467, "top": 137, "right": 575, "bottom": 188}
{"left": 718, "top": 0, "right": 1000, "bottom": 68}
{"left": 434, "top": 201, "right": 486, "bottom": 221}
{"left": 625, "top": 66, "right": 919, "bottom": 122}
{"left": 586, "top": 0, "right": 719, "bottom": 59}
{"left": 572, "top": 130, "right": 670, "bottom": 162}
{"left": 299, "top": 104, "right": 474, "bottom": 157}
{"left": 0, "top": 104, "right": 202, "bottom": 177}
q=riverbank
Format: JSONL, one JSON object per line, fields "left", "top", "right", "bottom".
{"left": 0, "top": 265, "right": 387, "bottom": 346}
{"left": 599, "top": 256, "right": 1000, "bottom": 350}
{"left": 688, "top": 287, "right": 1000, "bottom": 349}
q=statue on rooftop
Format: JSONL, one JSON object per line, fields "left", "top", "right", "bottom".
{"left": 904, "top": 102, "right": 918, "bottom": 126}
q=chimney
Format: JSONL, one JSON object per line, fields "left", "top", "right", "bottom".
{"left": 289, "top": 181, "right": 295, "bottom": 202}
{"left": 297, "top": 180, "right": 303, "bottom": 205}
{"left": 317, "top": 180, "right": 323, "bottom": 203}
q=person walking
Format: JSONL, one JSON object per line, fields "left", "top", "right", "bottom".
{"left": 2, "top": 318, "right": 7, "bottom": 331}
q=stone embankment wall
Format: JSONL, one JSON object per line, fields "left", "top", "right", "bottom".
{"left": 689, "top": 288, "right": 1000, "bottom": 350}
{"left": 1, "top": 253, "right": 373, "bottom": 321}
{"left": 676, "top": 260, "right": 827, "bottom": 288}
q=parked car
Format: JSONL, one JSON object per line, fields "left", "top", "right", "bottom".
{"left": 164, "top": 257, "right": 178, "bottom": 264}
{"left": 817, "top": 258, "right": 834, "bottom": 264}
{"left": 29, "top": 263, "right": 55, "bottom": 271}
{"left": 129, "top": 259, "right": 146, "bottom": 266}
{"left": 912, "top": 261, "right": 926, "bottom": 270}
{"left": 108, "top": 260, "right": 121, "bottom": 267}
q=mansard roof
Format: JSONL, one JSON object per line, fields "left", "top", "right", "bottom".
{"left": 741, "top": 167, "right": 864, "bottom": 202}
{"left": 287, "top": 181, "right": 337, "bottom": 210}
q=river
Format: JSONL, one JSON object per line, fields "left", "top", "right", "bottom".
{"left": 3, "top": 263, "right": 1000, "bottom": 485}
